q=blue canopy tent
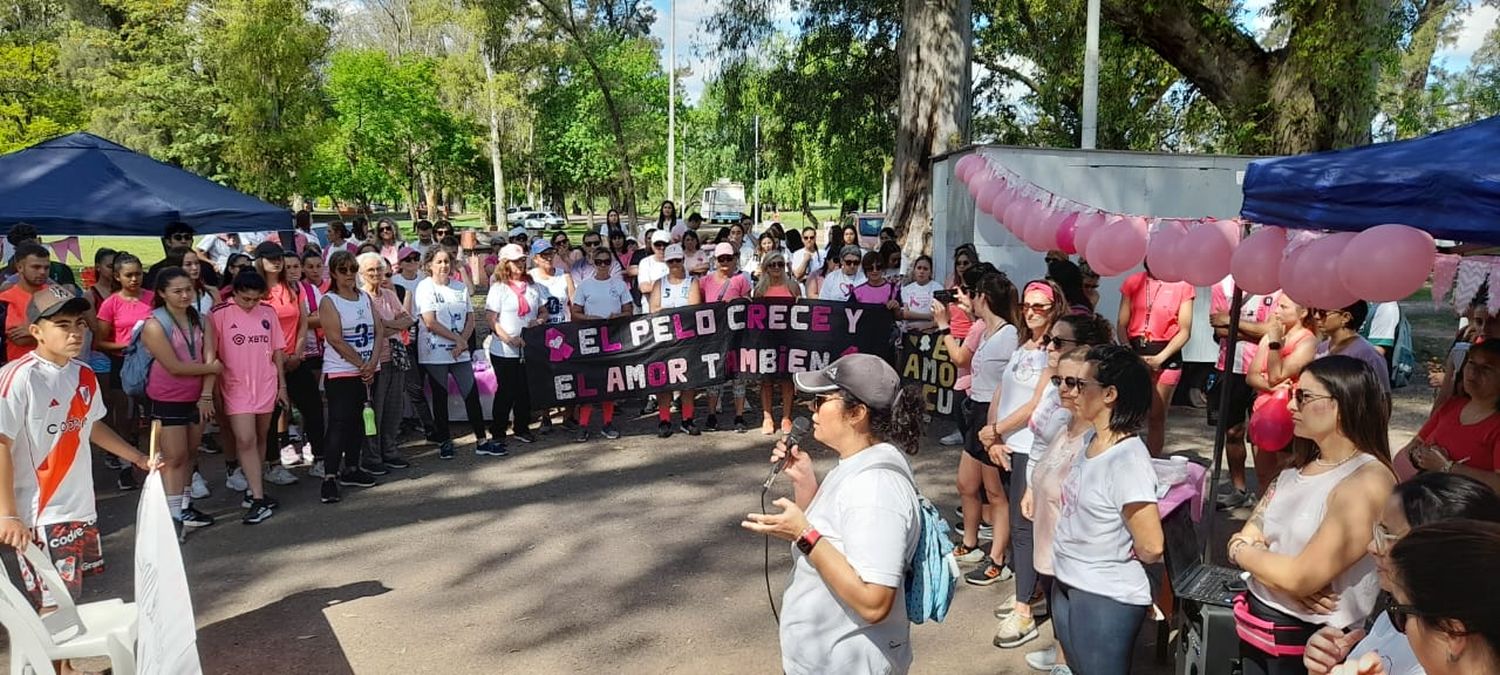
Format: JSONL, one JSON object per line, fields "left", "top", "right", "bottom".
{"left": 1240, "top": 114, "right": 1500, "bottom": 245}
{"left": 0, "top": 132, "right": 288, "bottom": 236}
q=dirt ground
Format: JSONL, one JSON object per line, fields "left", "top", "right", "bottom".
{"left": 2, "top": 302, "right": 1453, "bottom": 674}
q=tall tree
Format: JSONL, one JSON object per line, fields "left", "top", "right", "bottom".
{"left": 0, "top": 0, "right": 85, "bottom": 153}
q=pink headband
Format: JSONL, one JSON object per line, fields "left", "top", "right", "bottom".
{"left": 1024, "top": 281, "right": 1056, "bottom": 302}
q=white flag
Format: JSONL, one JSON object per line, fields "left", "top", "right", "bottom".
{"left": 134, "top": 471, "right": 203, "bottom": 674}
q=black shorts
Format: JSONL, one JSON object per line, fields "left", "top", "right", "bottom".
{"left": 149, "top": 400, "right": 201, "bottom": 427}
{"left": 963, "top": 399, "right": 1002, "bottom": 468}
{"left": 1208, "top": 371, "right": 1253, "bottom": 429}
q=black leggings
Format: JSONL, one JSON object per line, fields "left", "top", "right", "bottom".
{"left": 265, "top": 357, "right": 324, "bottom": 462}
{"left": 1007, "top": 452, "right": 1039, "bottom": 604}
{"left": 421, "top": 362, "right": 487, "bottom": 443}
{"left": 322, "top": 376, "right": 367, "bottom": 476}
{"left": 489, "top": 354, "right": 530, "bottom": 439}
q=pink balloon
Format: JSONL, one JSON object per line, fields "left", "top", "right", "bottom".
{"left": 966, "top": 170, "right": 992, "bottom": 198}
{"left": 1055, "top": 211, "right": 1081, "bottom": 254}
{"left": 1145, "top": 220, "right": 1188, "bottom": 282}
{"left": 956, "top": 155, "right": 983, "bottom": 182}
{"left": 1278, "top": 238, "right": 1316, "bottom": 307}
{"left": 1021, "top": 201, "right": 1049, "bottom": 249}
{"left": 1002, "top": 200, "right": 1027, "bottom": 238}
{"left": 1231, "top": 226, "right": 1287, "bottom": 295}
{"left": 975, "top": 177, "right": 1007, "bottom": 216}
{"left": 1338, "top": 224, "right": 1436, "bottom": 302}
{"left": 1285, "top": 233, "right": 1359, "bottom": 310}
{"left": 1180, "top": 219, "right": 1241, "bottom": 287}
{"left": 1248, "top": 390, "right": 1294, "bottom": 451}
{"left": 1087, "top": 216, "right": 1149, "bottom": 276}
{"left": 1073, "top": 212, "right": 1108, "bottom": 258}
{"left": 1026, "top": 207, "right": 1063, "bottom": 252}
{"left": 986, "top": 184, "right": 1014, "bottom": 218}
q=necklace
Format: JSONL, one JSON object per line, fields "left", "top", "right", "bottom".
{"left": 1313, "top": 451, "right": 1359, "bottom": 468}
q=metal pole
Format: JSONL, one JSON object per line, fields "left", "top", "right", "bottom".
{"left": 1203, "top": 284, "right": 1243, "bottom": 563}
{"left": 667, "top": 0, "right": 676, "bottom": 204}
{"left": 754, "top": 114, "right": 761, "bottom": 231}
{"left": 1081, "top": 0, "right": 1100, "bottom": 149}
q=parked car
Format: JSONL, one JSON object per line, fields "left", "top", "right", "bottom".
{"left": 522, "top": 211, "right": 567, "bottom": 230}
{"left": 843, "top": 212, "right": 887, "bottom": 250}
{"left": 505, "top": 206, "right": 536, "bottom": 225}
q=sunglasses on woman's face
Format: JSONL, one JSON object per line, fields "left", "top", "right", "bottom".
{"left": 717, "top": 255, "right": 735, "bottom": 263}
{"left": 766, "top": 262, "right": 785, "bottom": 269}
{"left": 1293, "top": 389, "right": 1335, "bottom": 407}
{"left": 1042, "top": 335, "right": 1079, "bottom": 349}
{"left": 593, "top": 259, "right": 612, "bottom": 266}
{"left": 1024, "top": 302, "right": 1054, "bottom": 313}
{"left": 842, "top": 258, "right": 860, "bottom": 266}
{"left": 334, "top": 266, "right": 357, "bottom": 275}
{"left": 584, "top": 240, "right": 601, "bottom": 247}
{"left": 1385, "top": 604, "right": 1436, "bottom": 635}
{"left": 1049, "top": 375, "right": 1098, "bottom": 391}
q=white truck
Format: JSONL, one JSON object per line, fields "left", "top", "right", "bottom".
{"left": 701, "top": 179, "right": 747, "bottom": 224}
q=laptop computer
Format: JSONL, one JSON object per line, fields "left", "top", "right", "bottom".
{"left": 1162, "top": 506, "right": 1242, "bottom": 608}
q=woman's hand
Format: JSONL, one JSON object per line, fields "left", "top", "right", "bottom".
{"left": 1293, "top": 586, "right": 1341, "bottom": 615}
{"left": 930, "top": 300, "right": 949, "bottom": 328}
{"left": 977, "top": 424, "right": 998, "bottom": 448}
{"left": 277, "top": 386, "right": 292, "bottom": 410}
{"left": 1304, "top": 626, "right": 1364, "bottom": 674}
{"left": 1143, "top": 353, "right": 1165, "bottom": 370}
{"left": 286, "top": 353, "right": 303, "bottom": 371}
{"left": 507, "top": 335, "right": 525, "bottom": 349}
{"left": 988, "top": 441, "right": 1011, "bottom": 471}
{"left": 1329, "top": 651, "right": 1386, "bottom": 675}
{"left": 196, "top": 399, "right": 215, "bottom": 425}
{"left": 885, "top": 299, "right": 901, "bottom": 312}
{"left": 1412, "top": 443, "right": 1453, "bottom": 472}
{"left": 769, "top": 438, "right": 815, "bottom": 487}
{"left": 741, "top": 497, "right": 811, "bottom": 543}
{"left": 450, "top": 344, "right": 467, "bottom": 360}
{"left": 1020, "top": 487, "right": 1035, "bottom": 520}
{"left": 1266, "top": 319, "right": 1285, "bottom": 343}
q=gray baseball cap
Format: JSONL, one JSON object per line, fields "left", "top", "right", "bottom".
{"left": 793, "top": 353, "right": 902, "bottom": 411}
{"left": 28, "top": 286, "right": 90, "bottom": 324}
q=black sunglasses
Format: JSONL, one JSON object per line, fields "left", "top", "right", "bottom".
{"left": 1042, "top": 335, "right": 1080, "bottom": 349}
{"left": 333, "top": 266, "right": 357, "bottom": 274}
{"left": 584, "top": 240, "right": 601, "bottom": 246}
{"left": 842, "top": 258, "right": 860, "bottom": 265}
{"left": 169, "top": 233, "right": 193, "bottom": 241}
{"left": 766, "top": 262, "right": 785, "bottom": 269}
{"left": 1049, "top": 375, "right": 1098, "bottom": 391}
{"left": 1385, "top": 604, "right": 1446, "bottom": 635}
{"left": 593, "top": 258, "right": 612, "bottom": 266}
{"left": 716, "top": 255, "right": 735, "bottom": 263}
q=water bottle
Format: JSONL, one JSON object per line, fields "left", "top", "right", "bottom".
{"left": 363, "top": 386, "right": 377, "bottom": 436}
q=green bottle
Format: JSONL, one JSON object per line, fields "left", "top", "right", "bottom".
{"left": 363, "top": 402, "right": 377, "bottom": 436}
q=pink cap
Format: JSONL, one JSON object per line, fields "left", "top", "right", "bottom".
{"left": 713, "top": 242, "right": 736, "bottom": 257}
{"left": 498, "top": 243, "right": 526, "bottom": 261}
{"left": 397, "top": 246, "right": 419, "bottom": 261}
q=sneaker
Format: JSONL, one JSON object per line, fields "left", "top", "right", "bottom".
{"left": 733, "top": 415, "right": 748, "bottom": 433}
{"left": 1025, "top": 645, "right": 1058, "bottom": 672}
{"left": 103, "top": 454, "right": 123, "bottom": 470}
{"left": 382, "top": 455, "right": 411, "bottom": 470}
{"left": 978, "top": 523, "right": 994, "bottom": 539}
{"left": 513, "top": 430, "right": 536, "bottom": 444}
{"left": 242, "top": 499, "right": 274, "bottom": 524}
{"left": 190, "top": 471, "right": 211, "bottom": 499}
{"left": 173, "top": 517, "right": 185, "bottom": 543}
{"left": 280, "top": 445, "right": 303, "bottom": 467}
{"left": 993, "top": 612, "right": 1040, "bottom": 649}
{"left": 338, "top": 469, "right": 378, "bottom": 488}
{"left": 439, "top": 441, "right": 455, "bottom": 460}
{"left": 1216, "top": 488, "right": 1254, "bottom": 510}
{"left": 641, "top": 395, "right": 658, "bottom": 416}
{"left": 658, "top": 421, "right": 673, "bottom": 438}
{"left": 574, "top": 428, "right": 590, "bottom": 443}
{"left": 180, "top": 507, "right": 215, "bottom": 528}
{"left": 199, "top": 442, "right": 221, "bottom": 455}
{"left": 940, "top": 430, "right": 965, "bottom": 446}
{"left": 309, "top": 460, "right": 327, "bottom": 478}
{"left": 681, "top": 419, "right": 700, "bottom": 436}
{"left": 320, "top": 479, "right": 342, "bottom": 504}
{"left": 539, "top": 418, "right": 555, "bottom": 435}
{"left": 476, "top": 441, "right": 510, "bottom": 457}
{"left": 241, "top": 493, "right": 280, "bottom": 509}
{"left": 265, "top": 465, "right": 299, "bottom": 486}
{"left": 601, "top": 424, "right": 620, "bottom": 440}
{"left": 116, "top": 468, "right": 137, "bottom": 491}
{"left": 362, "top": 462, "right": 390, "bottom": 476}
{"left": 965, "top": 558, "right": 1013, "bottom": 586}
{"left": 705, "top": 414, "right": 719, "bottom": 432}
{"left": 1048, "top": 667, "right": 1073, "bottom": 675}
{"left": 301, "top": 442, "right": 315, "bottom": 465}
{"left": 994, "top": 594, "right": 1019, "bottom": 618}
{"left": 954, "top": 543, "right": 988, "bottom": 564}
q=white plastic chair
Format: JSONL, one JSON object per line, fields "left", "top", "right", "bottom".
{"left": 0, "top": 544, "right": 137, "bottom": 675}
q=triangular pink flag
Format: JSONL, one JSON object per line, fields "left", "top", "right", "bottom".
{"left": 44, "top": 237, "right": 81, "bottom": 265}
{"left": 1431, "top": 254, "right": 1460, "bottom": 306}
{"left": 1487, "top": 258, "right": 1500, "bottom": 315}
{"left": 1455, "top": 257, "right": 1488, "bottom": 310}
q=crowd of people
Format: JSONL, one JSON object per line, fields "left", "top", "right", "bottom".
{"left": 0, "top": 206, "right": 1494, "bottom": 675}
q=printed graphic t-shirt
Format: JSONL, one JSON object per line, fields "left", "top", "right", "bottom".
{"left": 414, "top": 278, "right": 472, "bottom": 365}
{"left": 0, "top": 354, "right": 107, "bottom": 527}
{"left": 211, "top": 301, "right": 284, "bottom": 415}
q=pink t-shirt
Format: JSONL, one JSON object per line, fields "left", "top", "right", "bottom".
{"left": 1120, "top": 272, "right": 1194, "bottom": 342}
{"left": 96, "top": 292, "right": 156, "bottom": 348}
{"left": 265, "top": 283, "right": 303, "bottom": 356}
{"left": 700, "top": 272, "right": 751, "bottom": 302}
{"left": 211, "top": 301, "right": 284, "bottom": 415}
{"left": 1211, "top": 280, "right": 1280, "bottom": 374}
{"left": 146, "top": 315, "right": 206, "bottom": 403}
{"left": 851, "top": 281, "right": 900, "bottom": 305}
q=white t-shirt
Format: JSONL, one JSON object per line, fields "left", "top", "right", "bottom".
{"left": 573, "top": 276, "right": 632, "bottom": 320}
{"left": 993, "top": 345, "right": 1049, "bottom": 455}
{"left": 485, "top": 280, "right": 543, "bottom": 358}
{"left": 792, "top": 247, "right": 824, "bottom": 280}
{"left": 779, "top": 443, "right": 919, "bottom": 675}
{"left": 392, "top": 272, "right": 422, "bottom": 301}
{"left": 413, "top": 278, "right": 472, "bottom": 364}
{"left": 1053, "top": 436, "right": 1159, "bottom": 606}
{"left": 637, "top": 255, "right": 670, "bottom": 306}
{"left": 900, "top": 281, "right": 940, "bottom": 331}
{"left": 532, "top": 271, "right": 570, "bottom": 324}
{"left": 0, "top": 354, "right": 108, "bottom": 528}
{"left": 968, "top": 323, "right": 1019, "bottom": 404}
{"left": 1346, "top": 612, "right": 1424, "bottom": 675}
{"left": 1365, "top": 301, "right": 1400, "bottom": 347}
{"left": 1025, "top": 385, "right": 1070, "bottom": 482}
{"left": 195, "top": 234, "right": 236, "bottom": 273}
{"left": 817, "top": 268, "right": 867, "bottom": 301}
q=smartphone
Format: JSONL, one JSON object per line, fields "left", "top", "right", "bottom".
{"left": 933, "top": 289, "right": 955, "bottom": 304}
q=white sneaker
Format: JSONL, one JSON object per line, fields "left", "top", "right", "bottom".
{"left": 301, "top": 442, "right": 314, "bottom": 465}
{"left": 265, "top": 465, "right": 299, "bottom": 486}
{"left": 280, "top": 445, "right": 303, "bottom": 468}
{"left": 1025, "top": 644, "right": 1058, "bottom": 672}
{"left": 1048, "top": 667, "right": 1072, "bottom": 675}
{"left": 940, "top": 430, "right": 964, "bottom": 446}
{"left": 225, "top": 468, "right": 249, "bottom": 492}
{"left": 190, "top": 471, "right": 211, "bottom": 499}
{"left": 309, "top": 460, "right": 326, "bottom": 479}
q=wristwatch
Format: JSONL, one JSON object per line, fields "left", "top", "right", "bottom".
{"left": 1267, "top": 341, "right": 1283, "bottom": 351}
{"left": 795, "top": 527, "right": 822, "bottom": 555}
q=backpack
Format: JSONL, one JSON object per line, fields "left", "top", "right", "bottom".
{"left": 867, "top": 460, "right": 960, "bottom": 624}
{"left": 1392, "top": 314, "right": 1416, "bottom": 388}
{"left": 120, "top": 308, "right": 181, "bottom": 397}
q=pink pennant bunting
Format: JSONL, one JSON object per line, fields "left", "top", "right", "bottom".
{"left": 1454, "top": 257, "right": 1488, "bottom": 311}
{"left": 45, "top": 237, "right": 81, "bottom": 265}
{"left": 1431, "top": 254, "right": 1460, "bottom": 306}
{"left": 1487, "top": 258, "right": 1500, "bottom": 316}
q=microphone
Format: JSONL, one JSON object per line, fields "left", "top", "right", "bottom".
{"left": 762, "top": 417, "right": 813, "bottom": 491}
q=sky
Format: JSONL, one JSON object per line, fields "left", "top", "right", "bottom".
{"left": 653, "top": 0, "right": 1497, "bottom": 103}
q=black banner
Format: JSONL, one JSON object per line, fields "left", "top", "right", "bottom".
{"left": 897, "top": 331, "right": 965, "bottom": 416}
{"left": 522, "top": 299, "right": 895, "bottom": 406}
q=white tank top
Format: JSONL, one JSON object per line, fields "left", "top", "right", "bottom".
{"left": 658, "top": 276, "right": 693, "bottom": 309}
{"left": 1249, "top": 454, "right": 1384, "bottom": 628}
{"left": 533, "top": 270, "right": 570, "bottom": 324}
{"left": 322, "top": 290, "right": 376, "bottom": 377}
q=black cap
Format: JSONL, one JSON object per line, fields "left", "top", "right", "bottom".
{"left": 27, "top": 286, "right": 91, "bottom": 325}
{"left": 792, "top": 353, "right": 902, "bottom": 411}
{"left": 253, "top": 240, "right": 284, "bottom": 259}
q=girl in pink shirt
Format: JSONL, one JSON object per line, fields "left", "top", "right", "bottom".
{"left": 142, "top": 267, "right": 221, "bottom": 528}
{"left": 751, "top": 251, "right": 802, "bottom": 435}
{"left": 211, "top": 271, "right": 288, "bottom": 523}
{"left": 94, "top": 252, "right": 154, "bottom": 468}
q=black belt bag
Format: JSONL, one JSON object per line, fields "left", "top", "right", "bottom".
{"left": 1131, "top": 337, "right": 1183, "bottom": 370}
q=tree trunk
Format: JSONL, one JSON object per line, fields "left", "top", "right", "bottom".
{"left": 889, "top": 0, "right": 971, "bottom": 262}
{"left": 423, "top": 172, "right": 440, "bottom": 223}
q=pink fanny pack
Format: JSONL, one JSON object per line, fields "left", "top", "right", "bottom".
{"left": 1233, "top": 592, "right": 1318, "bottom": 658}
